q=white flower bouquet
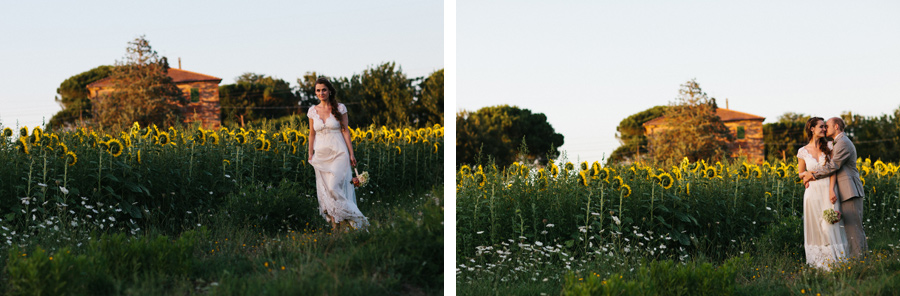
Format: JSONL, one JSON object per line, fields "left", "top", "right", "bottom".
{"left": 352, "top": 168, "right": 369, "bottom": 188}
{"left": 823, "top": 208, "right": 841, "bottom": 224}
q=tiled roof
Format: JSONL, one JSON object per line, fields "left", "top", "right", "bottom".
{"left": 87, "top": 68, "right": 221, "bottom": 88}
{"left": 644, "top": 108, "right": 765, "bottom": 126}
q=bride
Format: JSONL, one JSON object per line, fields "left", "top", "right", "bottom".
{"left": 797, "top": 117, "right": 849, "bottom": 270}
{"left": 307, "top": 77, "right": 369, "bottom": 231}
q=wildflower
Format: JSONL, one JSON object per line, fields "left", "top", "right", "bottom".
{"left": 59, "top": 187, "right": 69, "bottom": 194}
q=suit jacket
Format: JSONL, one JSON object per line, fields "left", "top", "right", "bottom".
{"left": 813, "top": 132, "right": 865, "bottom": 201}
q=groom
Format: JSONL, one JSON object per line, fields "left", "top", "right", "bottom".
{"left": 801, "top": 117, "right": 868, "bottom": 257}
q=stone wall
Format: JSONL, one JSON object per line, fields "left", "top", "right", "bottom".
{"left": 177, "top": 81, "right": 221, "bottom": 129}
{"left": 724, "top": 120, "right": 764, "bottom": 163}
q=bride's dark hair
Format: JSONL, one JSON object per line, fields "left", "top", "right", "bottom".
{"left": 804, "top": 117, "right": 832, "bottom": 163}
{"left": 315, "top": 77, "right": 342, "bottom": 129}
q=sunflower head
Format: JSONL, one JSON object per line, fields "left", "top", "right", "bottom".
{"left": 578, "top": 170, "right": 589, "bottom": 187}
{"left": 195, "top": 130, "right": 207, "bottom": 145}
{"left": 751, "top": 166, "right": 762, "bottom": 179}
{"left": 19, "top": 126, "right": 28, "bottom": 137}
{"left": 107, "top": 139, "right": 124, "bottom": 157}
{"left": 860, "top": 176, "right": 866, "bottom": 186}
{"left": 564, "top": 162, "right": 574, "bottom": 172}
{"left": 620, "top": 184, "right": 632, "bottom": 198}
{"left": 598, "top": 168, "right": 610, "bottom": 182}
{"left": 459, "top": 165, "right": 472, "bottom": 176}
{"left": 550, "top": 163, "right": 560, "bottom": 178}
{"left": 255, "top": 138, "right": 265, "bottom": 151}
{"left": 704, "top": 167, "right": 717, "bottom": 179}
{"left": 475, "top": 172, "right": 487, "bottom": 188}
{"left": 158, "top": 132, "right": 170, "bottom": 146}
{"left": 236, "top": 133, "right": 247, "bottom": 145}
{"left": 613, "top": 176, "right": 624, "bottom": 189}
{"left": 63, "top": 151, "right": 77, "bottom": 166}
{"left": 263, "top": 139, "right": 272, "bottom": 151}
{"left": 16, "top": 137, "right": 29, "bottom": 154}
{"left": 56, "top": 142, "right": 68, "bottom": 155}
{"left": 207, "top": 132, "right": 220, "bottom": 145}
{"left": 659, "top": 173, "right": 674, "bottom": 189}
{"left": 2, "top": 127, "right": 11, "bottom": 138}
{"left": 580, "top": 161, "right": 589, "bottom": 172}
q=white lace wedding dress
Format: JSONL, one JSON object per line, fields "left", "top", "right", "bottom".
{"left": 799, "top": 145, "right": 849, "bottom": 270}
{"left": 308, "top": 103, "right": 369, "bottom": 229}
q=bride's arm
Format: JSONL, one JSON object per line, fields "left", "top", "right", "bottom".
{"left": 797, "top": 158, "right": 807, "bottom": 176}
{"left": 829, "top": 174, "right": 837, "bottom": 204}
{"left": 339, "top": 112, "right": 356, "bottom": 167}
{"left": 308, "top": 117, "right": 316, "bottom": 161}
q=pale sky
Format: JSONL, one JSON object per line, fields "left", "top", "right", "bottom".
{"left": 458, "top": 1, "right": 900, "bottom": 164}
{"left": 0, "top": 0, "right": 443, "bottom": 130}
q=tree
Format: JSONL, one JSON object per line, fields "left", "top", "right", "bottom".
{"left": 456, "top": 105, "right": 564, "bottom": 167}
{"left": 92, "top": 36, "right": 184, "bottom": 129}
{"left": 49, "top": 65, "right": 114, "bottom": 130}
{"left": 412, "top": 69, "right": 443, "bottom": 126}
{"left": 648, "top": 79, "right": 733, "bottom": 163}
{"left": 219, "top": 73, "right": 299, "bottom": 126}
{"left": 607, "top": 105, "right": 667, "bottom": 165}
{"left": 763, "top": 112, "right": 808, "bottom": 161}
{"left": 297, "top": 64, "right": 443, "bottom": 128}
{"left": 776, "top": 112, "right": 810, "bottom": 124}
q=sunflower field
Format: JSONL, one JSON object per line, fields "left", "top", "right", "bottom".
{"left": 457, "top": 157, "right": 900, "bottom": 295}
{"left": 0, "top": 120, "right": 444, "bottom": 294}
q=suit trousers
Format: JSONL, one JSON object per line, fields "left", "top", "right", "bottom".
{"left": 840, "top": 196, "right": 868, "bottom": 257}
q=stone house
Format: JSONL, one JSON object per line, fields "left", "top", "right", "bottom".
{"left": 87, "top": 67, "right": 222, "bottom": 128}
{"left": 643, "top": 108, "right": 766, "bottom": 163}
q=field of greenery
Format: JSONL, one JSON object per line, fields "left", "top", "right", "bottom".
{"left": 0, "top": 118, "right": 443, "bottom": 295}
{"left": 457, "top": 155, "right": 900, "bottom": 295}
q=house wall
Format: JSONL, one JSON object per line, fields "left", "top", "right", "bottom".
{"left": 177, "top": 81, "right": 221, "bottom": 129}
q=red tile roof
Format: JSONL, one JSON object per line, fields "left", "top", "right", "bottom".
{"left": 87, "top": 68, "right": 221, "bottom": 88}
{"left": 644, "top": 108, "right": 765, "bottom": 126}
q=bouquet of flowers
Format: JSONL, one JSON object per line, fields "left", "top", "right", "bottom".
{"left": 352, "top": 168, "right": 370, "bottom": 188}
{"left": 823, "top": 209, "right": 841, "bottom": 224}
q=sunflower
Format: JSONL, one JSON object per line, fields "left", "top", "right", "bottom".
{"left": 254, "top": 138, "right": 265, "bottom": 151}
{"left": 16, "top": 137, "right": 29, "bottom": 154}
{"left": 564, "top": 162, "right": 574, "bottom": 172}
{"left": 263, "top": 139, "right": 272, "bottom": 152}
{"left": 247, "top": 130, "right": 257, "bottom": 141}
{"left": 98, "top": 139, "right": 109, "bottom": 151}
{"left": 537, "top": 168, "right": 546, "bottom": 180}
{"left": 56, "top": 142, "right": 68, "bottom": 155}
{"left": 580, "top": 161, "right": 589, "bottom": 172}
{"left": 704, "top": 167, "right": 717, "bottom": 179}
{"left": 620, "top": 184, "right": 632, "bottom": 198}
{"left": 591, "top": 161, "right": 602, "bottom": 176}
{"left": 107, "top": 139, "right": 124, "bottom": 157}
{"left": 550, "top": 163, "right": 560, "bottom": 178}
{"left": 19, "top": 126, "right": 28, "bottom": 137}
{"left": 597, "top": 168, "right": 610, "bottom": 182}
{"left": 874, "top": 160, "right": 887, "bottom": 176}
{"left": 366, "top": 131, "right": 376, "bottom": 141}
{"left": 578, "top": 170, "right": 589, "bottom": 187}
{"left": 137, "top": 150, "right": 142, "bottom": 164}
{"left": 686, "top": 182, "right": 691, "bottom": 195}
{"left": 223, "top": 159, "right": 231, "bottom": 166}
{"left": 740, "top": 163, "right": 750, "bottom": 178}
{"left": 459, "top": 165, "right": 472, "bottom": 176}
{"left": 750, "top": 166, "right": 762, "bottom": 179}
{"left": 860, "top": 176, "right": 866, "bottom": 186}
{"left": 208, "top": 132, "right": 220, "bottom": 145}
{"left": 433, "top": 142, "right": 441, "bottom": 154}
{"left": 475, "top": 171, "right": 487, "bottom": 188}
{"left": 235, "top": 133, "right": 247, "bottom": 145}
{"left": 2, "top": 127, "right": 11, "bottom": 138}
{"left": 860, "top": 166, "right": 870, "bottom": 177}
{"left": 286, "top": 130, "right": 298, "bottom": 144}
{"left": 613, "top": 175, "right": 624, "bottom": 189}
{"left": 64, "top": 151, "right": 77, "bottom": 166}
{"left": 291, "top": 142, "right": 299, "bottom": 154}
{"left": 157, "top": 132, "right": 171, "bottom": 146}
{"left": 775, "top": 167, "right": 787, "bottom": 178}
{"left": 434, "top": 128, "right": 444, "bottom": 138}
{"left": 195, "top": 130, "right": 207, "bottom": 145}
{"left": 658, "top": 172, "right": 674, "bottom": 189}
{"left": 395, "top": 146, "right": 402, "bottom": 154}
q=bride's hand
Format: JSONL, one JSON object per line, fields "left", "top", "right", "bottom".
{"left": 350, "top": 155, "right": 357, "bottom": 167}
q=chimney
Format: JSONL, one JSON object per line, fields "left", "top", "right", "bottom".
{"left": 726, "top": 98, "right": 729, "bottom": 109}
{"left": 178, "top": 57, "right": 181, "bottom": 70}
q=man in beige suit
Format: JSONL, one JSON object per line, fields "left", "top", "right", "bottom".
{"left": 801, "top": 117, "right": 867, "bottom": 257}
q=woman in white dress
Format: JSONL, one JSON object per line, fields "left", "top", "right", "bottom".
{"left": 797, "top": 117, "right": 849, "bottom": 270}
{"left": 307, "top": 77, "right": 369, "bottom": 231}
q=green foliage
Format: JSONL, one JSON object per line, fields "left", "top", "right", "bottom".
{"left": 297, "top": 63, "right": 444, "bottom": 128}
{"left": 222, "top": 180, "right": 320, "bottom": 233}
{"left": 762, "top": 121, "right": 805, "bottom": 161}
{"left": 92, "top": 36, "right": 184, "bottom": 129}
{"left": 608, "top": 105, "right": 667, "bottom": 165}
{"left": 49, "top": 65, "right": 114, "bottom": 129}
{"left": 456, "top": 105, "right": 564, "bottom": 167}
{"left": 756, "top": 215, "right": 803, "bottom": 256}
{"left": 649, "top": 79, "right": 734, "bottom": 164}
{"left": 6, "top": 230, "right": 200, "bottom": 295}
{"left": 843, "top": 109, "right": 900, "bottom": 163}
{"left": 562, "top": 255, "right": 748, "bottom": 296}
{"left": 219, "top": 73, "right": 300, "bottom": 126}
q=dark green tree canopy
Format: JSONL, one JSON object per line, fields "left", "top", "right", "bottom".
{"left": 607, "top": 105, "right": 667, "bottom": 165}
{"left": 297, "top": 63, "right": 443, "bottom": 128}
{"left": 49, "top": 65, "right": 114, "bottom": 129}
{"left": 219, "top": 73, "right": 299, "bottom": 126}
{"left": 456, "top": 105, "right": 564, "bottom": 167}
